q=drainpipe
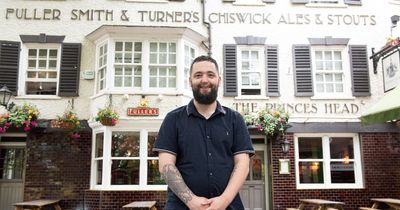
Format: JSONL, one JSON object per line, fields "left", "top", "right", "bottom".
{"left": 202, "top": 0, "right": 212, "bottom": 56}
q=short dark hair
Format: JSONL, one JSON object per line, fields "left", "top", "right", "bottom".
{"left": 189, "top": 55, "right": 219, "bottom": 75}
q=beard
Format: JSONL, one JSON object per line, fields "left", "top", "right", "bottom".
{"left": 192, "top": 85, "right": 218, "bottom": 105}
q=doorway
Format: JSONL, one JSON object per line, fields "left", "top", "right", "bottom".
{"left": 240, "top": 136, "right": 272, "bottom": 210}
{"left": 0, "top": 135, "right": 26, "bottom": 210}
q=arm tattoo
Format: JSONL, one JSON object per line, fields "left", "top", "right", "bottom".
{"left": 161, "top": 164, "right": 194, "bottom": 204}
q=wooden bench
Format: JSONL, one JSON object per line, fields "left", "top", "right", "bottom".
{"left": 14, "top": 199, "right": 61, "bottom": 210}
{"left": 123, "top": 201, "right": 157, "bottom": 210}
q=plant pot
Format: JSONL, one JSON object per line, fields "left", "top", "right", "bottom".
{"left": 100, "top": 118, "right": 116, "bottom": 126}
{"left": 61, "top": 121, "right": 76, "bottom": 130}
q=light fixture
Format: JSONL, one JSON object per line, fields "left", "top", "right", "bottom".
{"left": 0, "top": 85, "right": 14, "bottom": 111}
{"left": 280, "top": 137, "right": 290, "bottom": 154}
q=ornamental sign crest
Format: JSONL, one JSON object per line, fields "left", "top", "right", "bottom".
{"left": 127, "top": 96, "right": 159, "bottom": 116}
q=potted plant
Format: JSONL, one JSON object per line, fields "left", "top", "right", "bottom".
{"left": 95, "top": 107, "right": 119, "bottom": 126}
{"left": 0, "top": 103, "right": 39, "bottom": 133}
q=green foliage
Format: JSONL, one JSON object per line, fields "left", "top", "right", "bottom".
{"left": 0, "top": 103, "right": 39, "bottom": 133}
{"left": 243, "top": 108, "right": 290, "bottom": 137}
{"left": 95, "top": 107, "right": 119, "bottom": 124}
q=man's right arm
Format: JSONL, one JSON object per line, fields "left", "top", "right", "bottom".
{"left": 159, "top": 152, "right": 210, "bottom": 210}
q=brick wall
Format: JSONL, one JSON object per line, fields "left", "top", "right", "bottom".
{"left": 24, "top": 130, "right": 91, "bottom": 210}
{"left": 272, "top": 133, "right": 400, "bottom": 210}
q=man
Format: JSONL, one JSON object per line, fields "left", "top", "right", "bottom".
{"left": 153, "top": 55, "right": 254, "bottom": 210}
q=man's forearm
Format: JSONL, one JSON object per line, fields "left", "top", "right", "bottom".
{"left": 161, "top": 164, "right": 194, "bottom": 204}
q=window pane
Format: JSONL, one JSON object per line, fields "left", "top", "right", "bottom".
{"left": 330, "top": 137, "right": 354, "bottom": 159}
{"left": 49, "top": 60, "right": 57, "bottom": 68}
{"left": 147, "top": 160, "right": 165, "bottom": 185}
{"left": 334, "top": 51, "right": 342, "bottom": 60}
{"left": 125, "top": 42, "right": 132, "bottom": 51}
{"left": 159, "top": 43, "right": 167, "bottom": 52}
{"left": 169, "top": 43, "right": 176, "bottom": 52}
{"left": 111, "top": 160, "right": 139, "bottom": 185}
{"left": 134, "top": 66, "right": 142, "bottom": 75}
{"left": 159, "top": 77, "right": 167, "bottom": 87}
{"left": 335, "top": 61, "right": 342, "bottom": 70}
{"left": 27, "top": 72, "right": 36, "bottom": 78}
{"left": 28, "top": 49, "right": 36, "bottom": 57}
{"left": 325, "top": 74, "right": 333, "bottom": 82}
{"left": 150, "top": 78, "right": 157, "bottom": 87}
{"left": 134, "top": 53, "right": 142, "bottom": 63}
{"left": 48, "top": 72, "right": 57, "bottom": 78}
{"left": 115, "top": 77, "right": 122, "bottom": 87}
{"left": 316, "top": 61, "right": 324, "bottom": 70}
{"left": 252, "top": 151, "right": 264, "bottom": 181}
{"left": 251, "top": 51, "right": 258, "bottom": 60}
{"left": 169, "top": 54, "right": 176, "bottom": 64}
{"left": 38, "top": 72, "right": 47, "bottom": 78}
{"left": 96, "top": 160, "right": 102, "bottom": 185}
{"left": 336, "top": 84, "right": 343, "bottom": 92}
{"left": 324, "top": 51, "right": 332, "bottom": 60}
{"left": 316, "top": 84, "right": 324, "bottom": 92}
{"left": 330, "top": 162, "right": 355, "bottom": 183}
{"left": 315, "top": 51, "right": 322, "bottom": 60}
{"left": 150, "top": 67, "right": 157, "bottom": 76}
{"left": 115, "top": 53, "right": 123, "bottom": 63}
{"left": 326, "top": 84, "right": 334, "bottom": 92}
{"left": 169, "top": 67, "right": 176, "bottom": 76}
{"left": 242, "top": 51, "right": 249, "bottom": 59}
{"left": 115, "top": 42, "right": 123, "bottom": 51}
{"left": 135, "top": 42, "right": 142, "bottom": 51}
{"left": 147, "top": 132, "right": 158, "bottom": 157}
{"left": 124, "top": 53, "right": 132, "bottom": 63}
{"left": 298, "top": 137, "right": 323, "bottom": 159}
{"left": 0, "top": 148, "right": 25, "bottom": 180}
{"left": 150, "top": 43, "right": 157, "bottom": 52}
{"left": 124, "top": 77, "right": 132, "bottom": 87}
{"left": 168, "top": 78, "right": 176, "bottom": 87}
{"left": 125, "top": 67, "right": 132, "bottom": 75}
{"left": 49, "top": 50, "right": 57, "bottom": 58}
{"left": 159, "top": 53, "right": 167, "bottom": 64}
{"left": 150, "top": 53, "right": 157, "bottom": 64}
{"left": 335, "top": 73, "right": 343, "bottom": 82}
{"left": 242, "top": 62, "right": 249, "bottom": 71}
{"left": 325, "top": 61, "right": 333, "bottom": 70}
{"left": 26, "top": 82, "right": 56, "bottom": 95}
{"left": 299, "top": 162, "right": 324, "bottom": 184}
{"left": 111, "top": 132, "right": 140, "bottom": 157}
{"left": 38, "top": 60, "right": 46, "bottom": 68}
{"left": 242, "top": 75, "right": 250, "bottom": 85}
{"left": 115, "top": 67, "right": 123, "bottom": 75}
{"left": 95, "top": 133, "right": 104, "bottom": 158}
{"left": 28, "top": 60, "right": 36, "bottom": 68}
{"left": 39, "top": 49, "right": 47, "bottom": 58}
{"left": 134, "top": 77, "right": 141, "bottom": 87}
{"left": 159, "top": 67, "right": 167, "bottom": 76}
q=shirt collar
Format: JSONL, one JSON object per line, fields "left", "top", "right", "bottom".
{"left": 186, "top": 99, "right": 226, "bottom": 117}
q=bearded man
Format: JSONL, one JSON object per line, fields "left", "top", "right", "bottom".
{"left": 153, "top": 55, "right": 254, "bottom": 210}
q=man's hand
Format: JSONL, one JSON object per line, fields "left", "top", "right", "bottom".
{"left": 205, "top": 195, "right": 230, "bottom": 210}
{"left": 187, "top": 196, "right": 212, "bottom": 210}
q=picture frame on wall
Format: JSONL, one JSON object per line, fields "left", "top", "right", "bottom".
{"left": 382, "top": 49, "right": 400, "bottom": 92}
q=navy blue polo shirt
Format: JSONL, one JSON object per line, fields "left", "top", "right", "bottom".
{"left": 153, "top": 100, "right": 254, "bottom": 210}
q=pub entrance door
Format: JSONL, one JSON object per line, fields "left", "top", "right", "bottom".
{"left": 240, "top": 137, "right": 272, "bottom": 210}
{"left": 0, "top": 135, "right": 26, "bottom": 210}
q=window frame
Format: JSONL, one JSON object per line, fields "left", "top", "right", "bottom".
{"left": 183, "top": 42, "right": 197, "bottom": 92}
{"left": 294, "top": 133, "right": 364, "bottom": 189}
{"left": 237, "top": 45, "right": 266, "bottom": 97}
{"left": 19, "top": 43, "right": 61, "bottom": 96}
{"left": 310, "top": 45, "right": 352, "bottom": 98}
{"left": 96, "top": 41, "right": 109, "bottom": 93}
{"left": 90, "top": 126, "right": 167, "bottom": 190}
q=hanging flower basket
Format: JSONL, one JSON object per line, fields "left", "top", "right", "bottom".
{"left": 100, "top": 117, "right": 116, "bottom": 126}
{"left": 95, "top": 107, "right": 119, "bottom": 126}
{"left": 0, "top": 103, "right": 40, "bottom": 133}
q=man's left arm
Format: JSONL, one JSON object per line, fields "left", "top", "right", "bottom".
{"left": 206, "top": 153, "right": 250, "bottom": 210}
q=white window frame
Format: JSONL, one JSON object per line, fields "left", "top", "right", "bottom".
{"left": 19, "top": 43, "right": 61, "bottom": 96}
{"left": 148, "top": 41, "right": 177, "bottom": 89}
{"left": 95, "top": 41, "right": 108, "bottom": 93}
{"left": 237, "top": 46, "right": 265, "bottom": 97}
{"left": 90, "top": 126, "right": 167, "bottom": 190}
{"left": 311, "top": 45, "right": 352, "bottom": 98}
{"left": 183, "top": 42, "right": 197, "bottom": 92}
{"left": 294, "top": 133, "right": 364, "bottom": 189}
{"left": 306, "top": 0, "right": 347, "bottom": 7}
{"left": 113, "top": 41, "right": 143, "bottom": 89}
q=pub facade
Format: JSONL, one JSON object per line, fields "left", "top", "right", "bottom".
{"left": 0, "top": 0, "right": 399, "bottom": 210}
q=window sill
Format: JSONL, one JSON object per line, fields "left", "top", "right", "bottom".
{"left": 305, "top": 3, "right": 348, "bottom": 8}
{"left": 15, "top": 95, "right": 62, "bottom": 100}
{"left": 310, "top": 95, "right": 355, "bottom": 100}
{"left": 296, "top": 184, "right": 364, "bottom": 189}
{"left": 234, "top": 96, "right": 270, "bottom": 100}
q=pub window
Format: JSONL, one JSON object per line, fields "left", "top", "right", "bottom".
{"left": 149, "top": 42, "right": 177, "bottom": 88}
{"left": 97, "top": 42, "right": 108, "bottom": 93}
{"left": 311, "top": 46, "right": 351, "bottom": 97}
{"left": 184, "top": 44, "right": 196, "bottom": 90}
{"left": 114, "top": 41, "right": 142, "bottom": 88}
{"left": 91, "top": 130, "right": 165, "bottom": 190}
{"left": 295, "top": 134, "right": 363, "bottom": 189}
{"left": 25, "top": 44, "right": 60, "bottom": 95}
{"left": 238, "top": 46, "right": 265, "bottom": 96}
